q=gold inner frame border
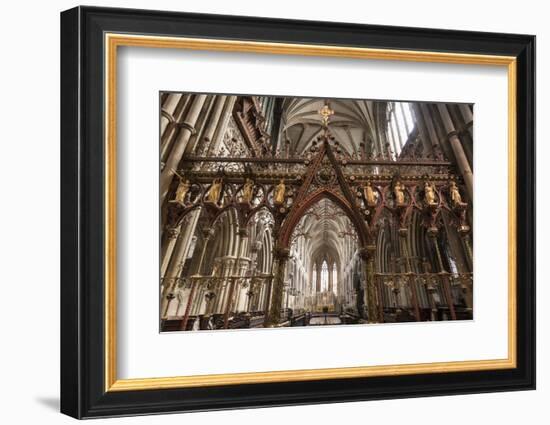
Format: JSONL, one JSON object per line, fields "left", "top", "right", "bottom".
{"left": 104, "top": 33, "right": 517, "bottom": 392}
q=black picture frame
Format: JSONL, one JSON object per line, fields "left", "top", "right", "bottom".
{"left": 61, "top": 5, "right": 535, "bottom": 419}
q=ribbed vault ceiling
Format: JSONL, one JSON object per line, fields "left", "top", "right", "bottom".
{"left": 294, "top": 198, "right": 357, "bottom": 269}
{"left": 281, "top": 98, "right": 387, "bottom": 156}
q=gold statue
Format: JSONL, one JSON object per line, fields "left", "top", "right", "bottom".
{"left": 274, "top": 179, "right": 286, "bottom": 205}
{"left": 424, "top": 181, "right": 438, "bottom": 206}
{"left": 363, "top": 181, "right": 378, "bottom": 207}
{"left": 208, "top": 178, "right": 223, "bottom": 204}
{"left": 170, "top": 178, "right": 191, "bottom": 205}
{"left": 449, "top": 181, "right": 467, "bottom": 207}
{"left": 394, "top": 180, "right": 406, "bottom": 206}
{"left": 242, "top": 178, "right": 255, "bottom": 203}
{"left": 318, "top": 102, "right": 334, "bottom": 128}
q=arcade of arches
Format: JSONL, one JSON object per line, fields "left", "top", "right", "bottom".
{"left": 159, "top": 93, "right": 474, "bottom": 331}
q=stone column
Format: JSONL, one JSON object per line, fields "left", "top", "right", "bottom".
{"left": 223, "top": 229, "right": 249, "bottom": 328}
{"left": 359, "top": 245, "right": 378, "bottom": 323}
{"left": 160, "top": 94, "right": 207, "bottom": 203}
{"left": 160, "top": 93, "right": 183, "bottom": 138}
{"left": 374, "top": 274, "right": 385, "bottom": 322}
{"left": 200, "top": 95, "right": 227, "bottom": 151}
{"left": 441, "top": 214, "right": 470, "bottom": 274}
{"left": 208, "top": 96, "right": 237, "bottom": 156}
{"left": 436, "top": 104, "right": 474, "bottom": 200}
{"left": 419, "top": 104, "right": 453, "bottom": 160}
{"left": 422, "top": 258, "right": 438, "bottom": 321}
{"left": 160, "top": 226, "right": 180, "bottom": 280}
{"left": 161, "top": 210, "right": 200, "bottom": 281}
{"left": 457, "top": 228, "right": 473, "bottom": 310}
{"left": 411, "top": 104, "right": 435, "bottom": 156}
{"left": 316, "top": 263, "right": 322, "bottom": 292}
{"left": 161, "top": 95, "right": 191, "bottom": 166}
{"left": 217, "top": 258, "right": 235, "bottom": 313}
{"left": 460, "top": 230, "right": 474, "bottom": 271}
{"left": 184, "top": 96, "right": 216, "bottom": 155}
{"left": 161, "top": 213, "right": 201, "bottom": 317}
{"left": 328, "top": 263, "right": 334, "bottom": 293}
{"left": 398, "top": 229, "right": 421, "bottom": 321}
{"left": 428, "top": 228, "right": 457, "bottom": 320}
{"left": 459, "top": 104, "right": 474, "bottom": 139}
{"left": 245, "top": 241, "right": 260, "bottom": 312}
{"left": 376, "top": 117, "right": 387, "bottom": 159}
{"left": 180, "top": 228, "right": 215, "bottom": 330}
{"left": 262, "top": 275, "right": 273, "bottom": 319}
{"left": 265, "top": 248, "right": 290, "bottom": 327}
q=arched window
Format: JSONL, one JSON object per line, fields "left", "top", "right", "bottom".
{"left": 321, "top": 261, "right": 329, "bottom": 292}
{"left": 386, "top": 102, "right": 415, "bottom": 158}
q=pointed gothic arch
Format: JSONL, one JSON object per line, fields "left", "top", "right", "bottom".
{"left": 277, "top": 139, "right": 370, "bottom": 250}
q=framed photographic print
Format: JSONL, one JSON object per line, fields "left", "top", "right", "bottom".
{"left": 60, "top": 6, "right": 535, "bottom": 419}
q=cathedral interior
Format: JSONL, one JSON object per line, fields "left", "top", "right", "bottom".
{"left": 159, "top": 93, "right": 474, "bottom": 332}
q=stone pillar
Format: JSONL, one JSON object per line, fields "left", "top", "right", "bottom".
{"left": 160, "top": 212, "right": 200, "bottom": 317}
{"left": 436, "top": 104, "right": 474, "bottom": 200}
{"left": 460, "top": 230, "right": 474, "bottom": 271}
{"left": 184, "top": 95, "right": 216, "bottom": 155}
{"left": 316, "top": 263, "right": 321, "bottom": 292}
{"left": 428, "top": 228, "right": 457, "bottom": 320}
{"left": 328, "top": 263, "right": 334, "bottom": 293}
{"left": 459, "top": 104, "right": 473, "bottom": 139}
{"left": 265, "top": 248, "right": 290, "bottom": 327}
{"left": 161, "top": 210, "right": 200, "bottom": 281}
{"left": 180, "top": 228, "right": 215, "bottom": 330}
{"left": 419, "top": 104, "right": 453, "bottom": 161}
{"left": 457, "top": 228, "right": 473, "bottom": 310}
{"left": 208, "top": 96, "right": 237, "bottom": 156}
{"left": 160, "top": 94, "right": 207, "bottom": 203}
{"left": 441, "top": 214, "right": 470, "bottom": 274}
{"left": 374, "top": 274, "right": 385, "bottom": 322}
{"left": 201, "top": 96, "right": 227, "bottom": 148}
{"left": 377, "top": 118, "right": 387, "bottom": 159}
{"left": 262, "top": 275, "right": 273, "bottom": 318}
{"left": 160, "top": 93, "right": 183, "bottom": 138}
{"left": 161, "top": 95, "right": 190, "bottom": 166}
{"left": 160, "top": 226, "right": 180, "bottom": 280}
{"left": 411, "top": 104, "right": 435, "bottom": 156}
{"left": 359, "top": 245, "right": 378, "bottom": 323}
{"left": 217, "top": 258, "right": 235, "bottom": 314}
{"left": 422, "top": 259, "right": 438, "bottom": 321}
{"left": 398, "top": 229, "right": 421, "bottom": 321}
{"left": 243, "top": 242, "right": 259, "bottom": 312}
{"left": 223, "top": 228, "right": 249, "bottom": 327}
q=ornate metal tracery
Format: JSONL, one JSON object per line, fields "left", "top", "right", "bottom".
{"left": 160, "top": 94, "right": 474, "bottom": 330}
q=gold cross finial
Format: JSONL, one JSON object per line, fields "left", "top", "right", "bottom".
{"left": 319, "top": 101, "right": 334, "bottom": 128}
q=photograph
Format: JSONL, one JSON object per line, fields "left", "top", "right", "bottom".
{"left": 159, "top": 93, "right": 474, "bottom": 332}
{"left": 56, "top": 4, "right": 536, "bottom": 419}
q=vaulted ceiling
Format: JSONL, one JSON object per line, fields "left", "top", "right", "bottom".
{"left": 280, "top": 98, "right": 388, "bottom": 156}
{"left": 295, "top": 198, "right": 357, "bottom": 270}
